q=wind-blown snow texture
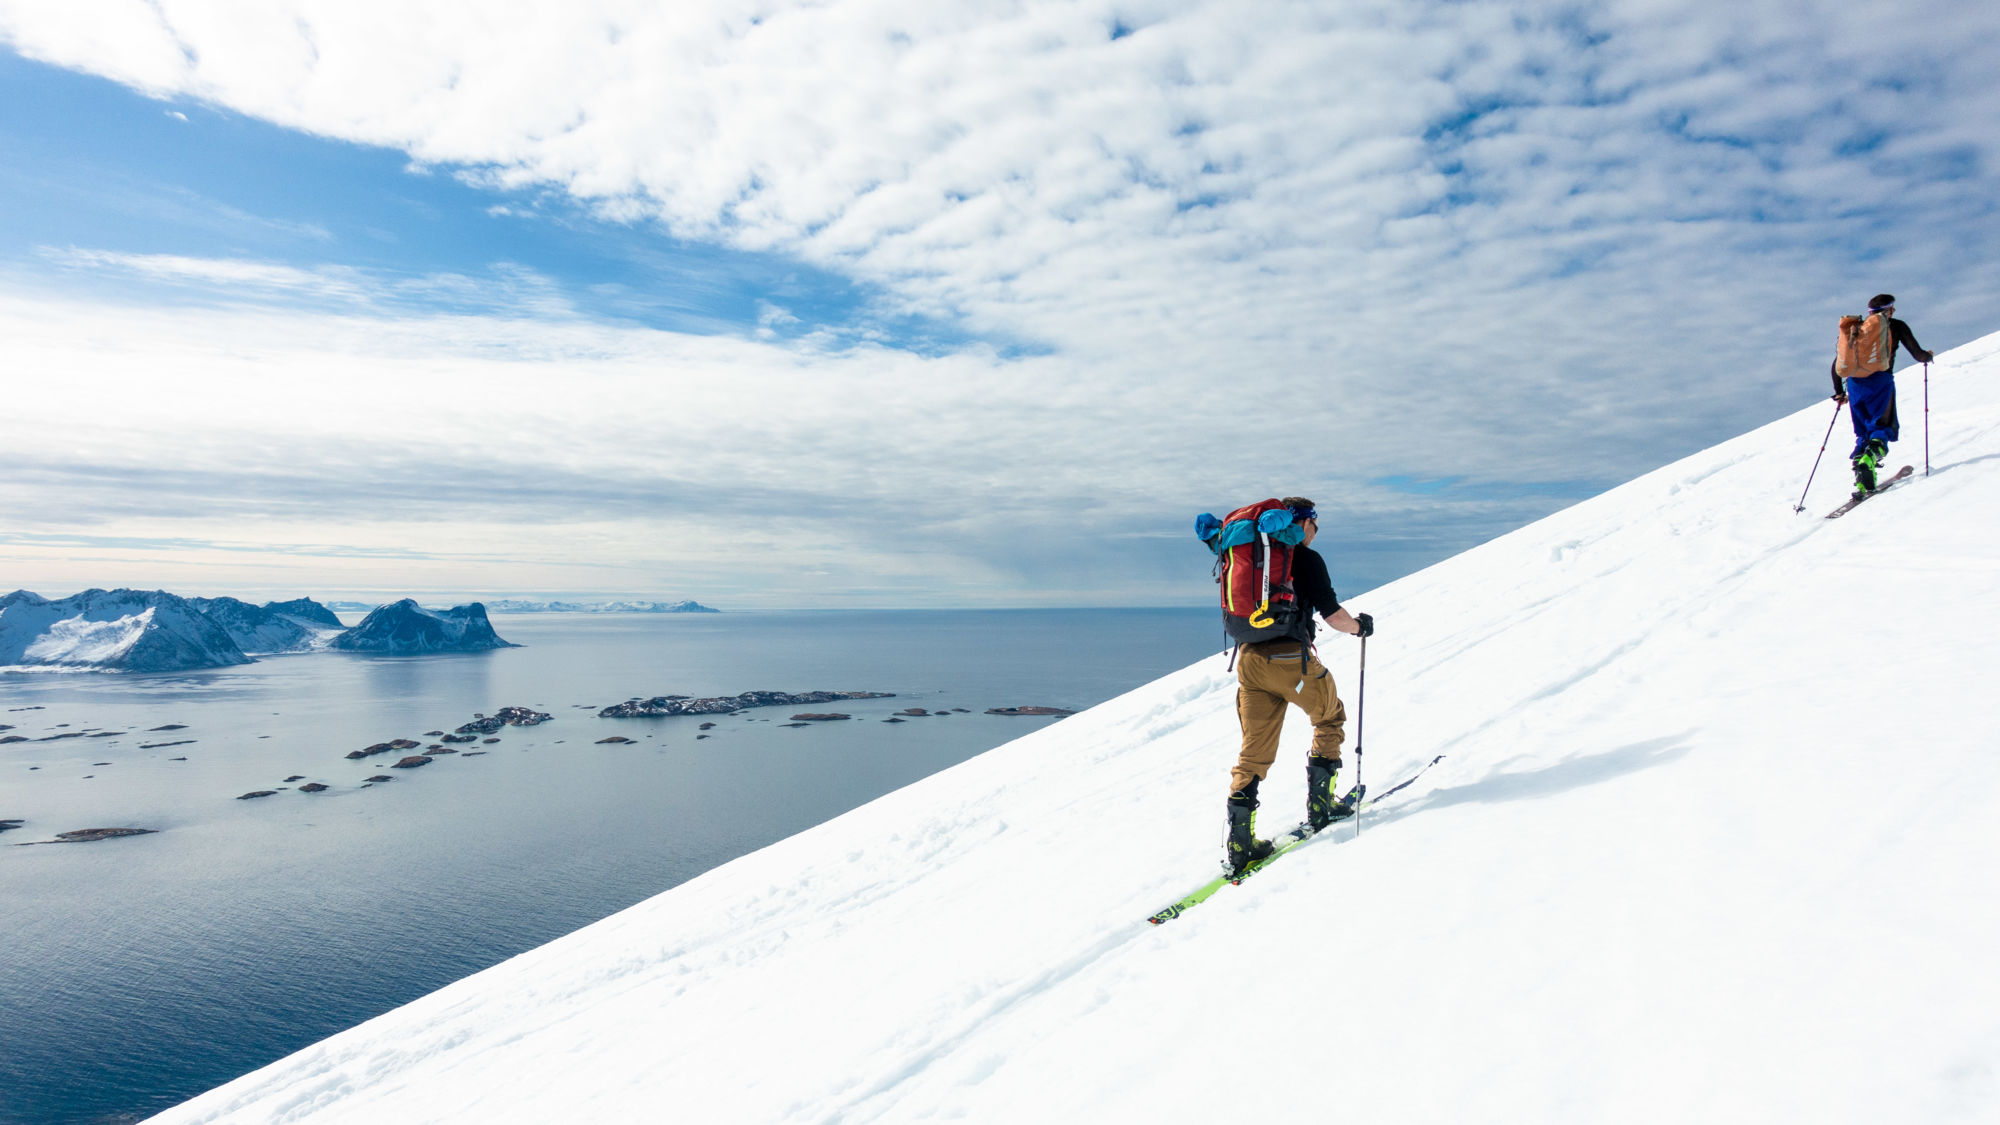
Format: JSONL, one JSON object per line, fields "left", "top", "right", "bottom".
{"left": 152, "top": 338, "right": 2000, "bottom": 1124}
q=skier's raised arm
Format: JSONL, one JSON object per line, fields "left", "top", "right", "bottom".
{"left": 1889, "top": 317, "right": 1934, "bottom": 365}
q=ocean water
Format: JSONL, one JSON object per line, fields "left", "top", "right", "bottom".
{"left": 0, "top": 608, "right": 1218, "bottom": 1125}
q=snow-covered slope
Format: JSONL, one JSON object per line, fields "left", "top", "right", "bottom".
{"left": 151, "top": 337, "right": 2000, "bottom": 1125}
{"left": 328, "top": 599, "right": 514, "bottom": 653}
{"left": 0, "top": 589, "right": 252, "bottom": 672}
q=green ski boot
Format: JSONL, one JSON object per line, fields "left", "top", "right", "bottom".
{"left": 1852, "top": 439, "right": 1887, "bottom": 495}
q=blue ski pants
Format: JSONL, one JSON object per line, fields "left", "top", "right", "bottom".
{"left": 1845, "top": 371, "right": 1899, "bottom": 458}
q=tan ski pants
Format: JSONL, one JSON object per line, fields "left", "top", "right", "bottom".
{"left": 1230, "top": 640, "right": 1346, "bottom": 794}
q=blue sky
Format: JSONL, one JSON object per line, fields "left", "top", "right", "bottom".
{"left": 0, "top": 49, "right": 946, "bottom": 347}
{"left": 3, "top": 2, "right": 1997, "bottom": 608}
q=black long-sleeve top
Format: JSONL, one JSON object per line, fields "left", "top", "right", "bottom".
{"left": 1293, "top": 545, "right": 1341, "bottom": 626}
{"left": 1831, "top": 316, "right": 1931, "bottom": 395}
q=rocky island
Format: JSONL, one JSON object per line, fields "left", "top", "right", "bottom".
{"left": 332, "top": 600, "right": 515, "bottom": 654}
{"left": 347, "top": 739, "right": 423, "bottom": 760}
{"left": 455, "top": 706, "right": 552, "bottom": 734}
{"left": 599, "top": 690, "right": 894, "bottom": 719}
{"left": 48, "top": 828, "right": 157, "bottom": 843}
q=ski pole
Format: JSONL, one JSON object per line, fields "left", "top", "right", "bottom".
{"left": 1794, "top": 399, "right": 1843, "bottom": 513}
{"left": 1354, "top": 633, "right": 1366, "bottom": 837}
{"left": 1924, "top": 361, "right": 1931, "bottom": 477}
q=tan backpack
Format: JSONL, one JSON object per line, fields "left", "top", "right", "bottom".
{"left": 1835, "top": 311, "right": 1893, "bottom": 379}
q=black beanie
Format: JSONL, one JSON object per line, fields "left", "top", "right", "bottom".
{"left": 1868, "top": 293, "right": 1896, "bottom": 310}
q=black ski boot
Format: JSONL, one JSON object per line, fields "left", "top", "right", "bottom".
{"left": 1306, "top": 755, "right": 1355, "bottom": 831}
{"left": 1225, "top": 778, "right": 1274, "bottom": 877}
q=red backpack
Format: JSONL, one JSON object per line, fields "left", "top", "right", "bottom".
{"left": 1195, "top": 498, "right": 1308, "bottom": 645}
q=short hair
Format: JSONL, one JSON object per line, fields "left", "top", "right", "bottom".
{"left": 1869, "top": 293, "right": 1896, "bottom": 310}
{"left": 1280, "top": 496, "right": 1317, "bottom": 514}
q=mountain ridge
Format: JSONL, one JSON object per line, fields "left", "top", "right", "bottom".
{"left": 0, "top": 588, "right": 252, "bottom": 672}
{"left": 1, "top": 592, "right": 509, "bottom": 670}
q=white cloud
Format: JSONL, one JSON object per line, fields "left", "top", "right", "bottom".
{"left": 6, "top": 4, "right": 1993, "bottom": 362}
{"left": 34, "top": 249, "right": 580, "bottom": 320}
{"left": 0, "top": 278, "right": 1569, "bottom": 605}
{"left": 39, "top": 247, "right": 371, "bottom": 302}
{"left": 2, "top": 1, "right": 1998, "bottom": 601}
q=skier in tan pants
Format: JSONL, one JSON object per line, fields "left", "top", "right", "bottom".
{"left": 1226, "top": 498, "right": 1372, "bottom": 874}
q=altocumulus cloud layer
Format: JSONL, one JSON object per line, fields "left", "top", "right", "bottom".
{"left": 2, "top": 1, "right": 1998, "bottom": 605}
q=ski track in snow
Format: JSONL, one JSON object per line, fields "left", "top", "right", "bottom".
{"left": 147, "top": 339, "right": 2000, "bottom": 1124}
{"left": 802, "top": 925, "right": 1148, "bottom": 1124}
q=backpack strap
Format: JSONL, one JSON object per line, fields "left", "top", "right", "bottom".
{"left": 1247, "top": 530, "right": 1276, "bottom": 628}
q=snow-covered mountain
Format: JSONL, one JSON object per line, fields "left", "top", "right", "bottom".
{"left": 328, "top": 599, "right": 515, "bottom": 653}
{"left": 0, "top": 591, "right": 492, "bottom": 670}
{"left": 259, "top": 598, "right": 345, "bottom": 629}
{"left": 146, "top": 333, "right": 2000, "bottom": 1124}
{"left": 0, "top": 589, "right": 252, "bottom": 672}
{"left": 185, "top": 596, "right": 343, "bottom": 654}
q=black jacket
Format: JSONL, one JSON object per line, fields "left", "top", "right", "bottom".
{"left": 1292, "top": 546, "right": 1341, "bottom": 637}
{"left": 1832, "top": 316, "right": 1932, "bottom": 395}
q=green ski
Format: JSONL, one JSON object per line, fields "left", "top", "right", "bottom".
{"left": 1144, "top": 871, "right": 1237, "bottom": 925}
{"left": 1145, "top": 785, "right": 1359, "bottom": 925}
{"left": 1144, "top": 755, "right": 1445, "bottom": 926}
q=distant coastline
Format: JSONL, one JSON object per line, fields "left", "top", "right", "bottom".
{"left": 2, "top": 591, "right": 515, "bottom": 673}
{"left": 3, "top": 591, "right": 726, "bottom": 674}
{"left": 326, "top": 599, "right": 721, "bottom": 615}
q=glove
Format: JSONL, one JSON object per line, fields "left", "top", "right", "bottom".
{"left": 1355, "top": 612, "right": 1374, "bottom": 638}
{"left": 1833, "top": 391, "right": 1848, "bottom": 404}
{"left": 1919, "top": 350, "right": 1935, "bottom": 364}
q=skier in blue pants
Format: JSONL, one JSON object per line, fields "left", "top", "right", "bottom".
{"left": 1832, "top": 294, "right": 1933, "bottom": 494}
